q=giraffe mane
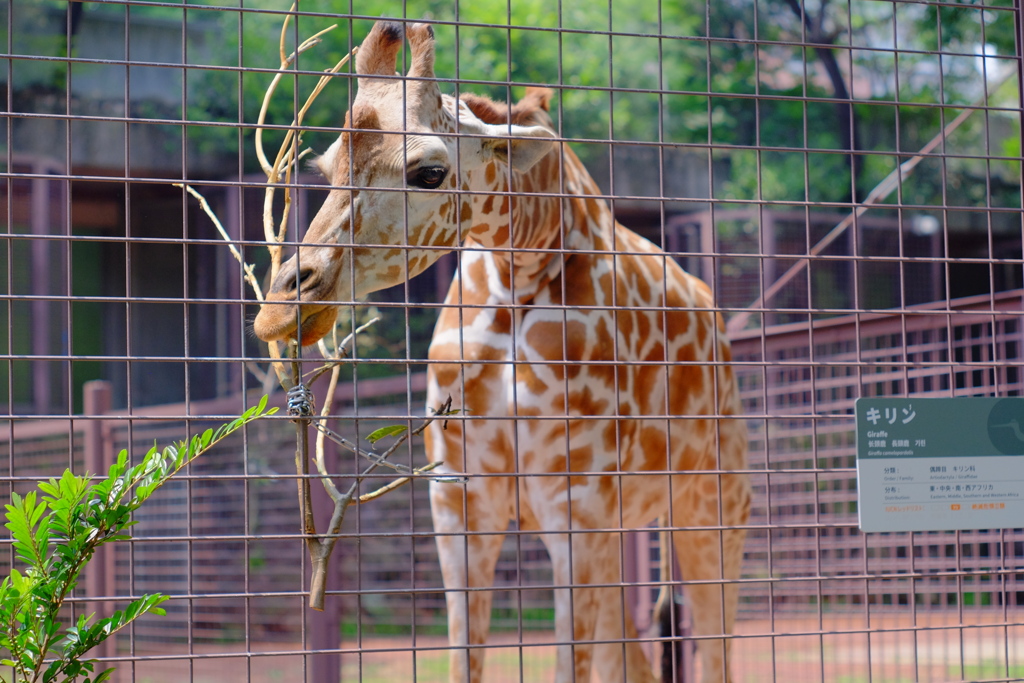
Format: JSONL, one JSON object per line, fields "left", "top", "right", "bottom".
{"left": 459, "top": 87, "right": 555, "bottom": 130}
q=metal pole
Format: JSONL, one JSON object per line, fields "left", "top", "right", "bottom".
{"left": 82, "top": 380, "right": 113, "bottom": 663}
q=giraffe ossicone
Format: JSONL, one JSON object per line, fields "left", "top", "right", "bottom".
{"left": 253, "top": 19, "right": 750, "bottom": 683}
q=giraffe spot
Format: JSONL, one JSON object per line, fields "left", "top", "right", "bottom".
{"left": 587, "top": 362, "right": 614, "bottom": 389}
{"left": 431, "top": 363, "right": 459, "bottom": 389}
{"left": 617, "top": 362, "right": 631, "bottom": 394}
{"left": 636, "top": 309, "right": 652, "bottom": 341}
{"left": 610, "top": 417, "right": 634, "bottom": 458}
{"left": 677, "top": 440, "right": 712, "bottom": 471}
{"left": 438, "top": 198, "right": 453, "bottom": 220}
{"left": 540, "top": 422, "right": 567, "bottom": 455}
{"left": 518, "top": 495, "right": 540, "bottom": 531}
{"left": 498, "top": 195, "right": 509, "bottom": 216}
{"left": 668, "top": 344, "right": 705, "bottom": 415}
{"left": 569, "top": 445, "right": 593, "bottom": 473}
{"left": 524, "top": 319, "right": 587, "bottom": 372}
{"left": 593, "top": 316, "right": 614, "bottom": 358}
{"left": 625, "top": 258, "right": 652, "bottom": 303}
{"left": 638, "top": 426, "right": 668, "bottom": 470}
{"left": 573, "top": 559, "right": 592, "bottom": 587}
{"left": 520, "top": 448, "right": 536, "bottom": 470}
{"left": 519, "top": 365, "right": 549, "bottom": 395}
{"left": 665, "top": 306, "right": 691, "bottom": 340}
{"left": 686, "top": 532, "right": 713, "bottom": 550}
{"left": 597, "top": 474, "right": 619, "bottom": 504}
{"left": 700, "top": 475, "right": 720, "bottom": 498}
{"left": 466, "top": 254, "right": 487, "bottom": 285}
{"left": 566, "top": 386, "right": 609, "bottom": 417}
{"left": 491, "top": 224, "right": 510, "bottom": 245}
{"left": 485, "top": 161, "right": 497, "bottom": 185}
{"left": 430, "top": 490, "right": 466, "bottom": 520}
{"left": 637, "top": 425, "right": 673, "bottom": 472}
{"left": 602, "top": 420, "right": 621, "bottom": 453}
{"left": 696, "top": 314, "right": 709, "bottom": 349}
{"left": 488, "top": 307, "right": 511, "bottom": 334}
{"left": 481, "top": 194, "right": 495, "bottom": 214}
{"left": 463, "top": 350, "right": 508, "bottom": 407}
{"left": 615, "top": 272, "right": 630, "bottom": 307}
{"left": 460, "top": 201, "right": 473, "bottom": 222}
{"left": 560, "top": 255, "right": 599, "bottom": 307}
{"left": 636, "top": 364, "right": 664, "bottom": 414}
{"left": 644, "top": 340, "right": 665, "bottom": 363}
{"left": 485, "top": 430, "right": 514, "bottom": 472}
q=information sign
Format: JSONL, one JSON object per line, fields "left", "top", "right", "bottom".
{"left": 856, "top": 397, "right": 1024, "bottom": 532}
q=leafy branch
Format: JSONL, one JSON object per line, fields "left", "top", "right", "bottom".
{"left": 0, "top": 397, "right": 276, "bottom": 683}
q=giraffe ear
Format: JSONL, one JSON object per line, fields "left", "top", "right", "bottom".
{"left": 481, "top": 124, "right": 556, "bottom": 174}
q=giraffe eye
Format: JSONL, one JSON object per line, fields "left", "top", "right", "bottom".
{"left": 409, "top": 166, "right": 448, "bottom": 189}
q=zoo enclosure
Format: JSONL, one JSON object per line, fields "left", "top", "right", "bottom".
{"left": 4, "top": 1, "right": 1024, "bottom": 682}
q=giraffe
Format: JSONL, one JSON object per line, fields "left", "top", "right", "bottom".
{"left": 252, "top": 20, "right": 751, "bottom": 683}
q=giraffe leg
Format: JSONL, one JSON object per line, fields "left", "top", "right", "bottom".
{"left": 669, "top": 467, "right": 750, "bottom": 683}
{"left": 431, "top": 475, "right": 512, "bottom": 683}
{"left": 589, "top": 532, "right": 656, "bottom": 683}
{"left": 591, "top": 582, "right": 658, "bottom": 683}
{"left": 539, "top": 525, "right": 628, "bottom": 683}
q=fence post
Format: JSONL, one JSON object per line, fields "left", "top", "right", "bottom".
{"left": 83, "top": 380, "right": 114, "bottom": 663}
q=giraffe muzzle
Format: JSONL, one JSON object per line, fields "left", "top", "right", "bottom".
{"left": 252, "top": 298, "right": 339, "bottom": 345}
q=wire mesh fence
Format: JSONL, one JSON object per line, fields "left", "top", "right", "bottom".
{"left": 3, "top": 1, "right": 1024, "bottom": 682}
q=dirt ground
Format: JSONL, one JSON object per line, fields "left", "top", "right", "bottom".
{"left": 113, "top": 613, "right": 1024, "bottom": 682}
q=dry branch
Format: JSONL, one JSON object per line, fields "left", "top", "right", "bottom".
{"left": 185, "top": 7, "right": 460, "bottom": 614}
{"left": 175, "top": 183, "right": 263, "bottom": 302}
{"left": 249, "top": 15, "right": 457, "bottom": 612}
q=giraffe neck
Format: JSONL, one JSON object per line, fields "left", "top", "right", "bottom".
{"left": 462, "top": 144, "right": 612, "bottom": 301}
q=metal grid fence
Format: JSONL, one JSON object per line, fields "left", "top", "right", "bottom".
{"left": 4, "top": 1, "right": 1024, "bottom": 682}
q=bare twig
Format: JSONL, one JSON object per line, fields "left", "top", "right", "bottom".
{"left": 256, "top": 8, "right": 340, "bottom": 178}
{"left": 303, "top": 395, "right": 460, "bottom": 610}
{"left": 255, "top": 26, "right": 355, "bottom": 387}
{"left": 312, "top": 365, "right": 345, "bottom": 502}
{"left": 356, "top": 461, "right": 445, "bottom": 503}
{"left": 255, "top": 19, "right": 355, "bottom": 279}
{"left": 314, "top": 424, "right": 414, "bottom": 473}
{"left": 307, "top": 316, "right": 381, "bottom": 386}
{"left": 176, "top": 183, "right": 264, "bottom": 301}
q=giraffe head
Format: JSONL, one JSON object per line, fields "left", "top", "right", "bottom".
{"left": 253, "top": 20, "right": 556, "bottom": 345}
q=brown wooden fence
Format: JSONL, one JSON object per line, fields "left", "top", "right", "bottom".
{"left": 4, "top": 290, "right": 1023, "bottom": 671}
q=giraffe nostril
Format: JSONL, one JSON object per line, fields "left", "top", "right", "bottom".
{"left": 288, "top": 267, "right": 318, "bottom": 294}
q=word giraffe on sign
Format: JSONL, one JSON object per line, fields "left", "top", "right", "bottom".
{"left": 253, "top": 20, "right": 751, "bottom": 683}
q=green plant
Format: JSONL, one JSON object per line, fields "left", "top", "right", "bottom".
{"left": 0, "top": 397, "right": 276, "bottom": 683}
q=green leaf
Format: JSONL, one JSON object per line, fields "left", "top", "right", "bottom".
{"left": 5, "top": 492, "right": 50, "bottom": 571}
{"left": 365, "top": 425, "right": 408, "bottom": 444}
